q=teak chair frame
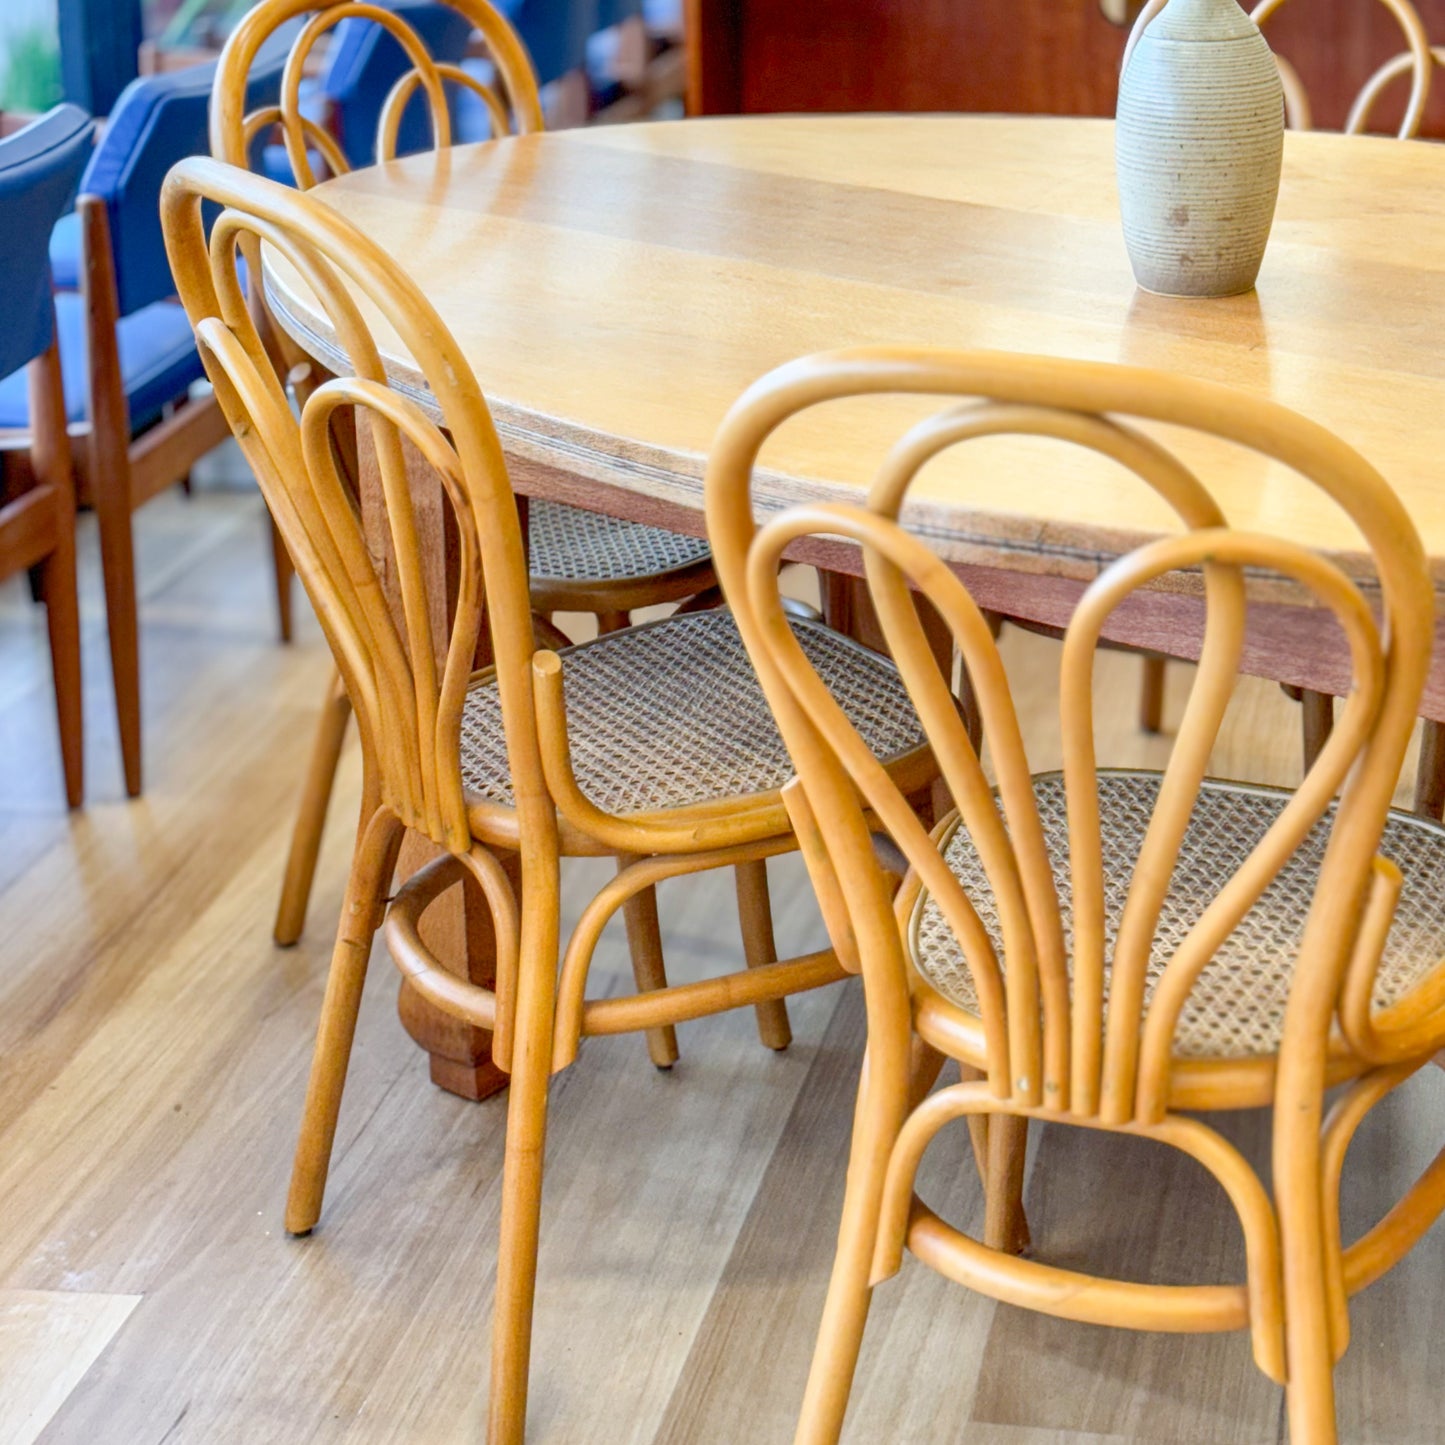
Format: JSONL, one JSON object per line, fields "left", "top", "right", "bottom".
{"left": 162, "top": 159, "right": 930, "bottom": 1445}
{"left": 0, "top": 331, "right": 83, "bottom": 806}
{"left": 212, "top": 0, "right": 720, "bottom": 945}
{"left": 703, "top": 346, "right": 1445, "bottom": 1445}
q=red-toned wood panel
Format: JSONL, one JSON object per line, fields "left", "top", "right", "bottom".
{"left": 687, "top": 0, "right": 1445, "bottom": 138}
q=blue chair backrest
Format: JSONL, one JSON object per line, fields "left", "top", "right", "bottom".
{"left": 81, "top": 48, "right": 285, "bottom": 318}
{"left": 0, "top": 105, "right": 93, "bottom": 382}
{"left": 497, "top": 0, "right": 597, "bottom": 87}
{"left": 323, "top": 2, "right": 475, "bottom": 167}
{"left": 595, "top": 0, "right": 640, "bottom": 33}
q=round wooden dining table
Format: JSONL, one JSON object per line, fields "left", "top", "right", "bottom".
{"left": 268, "top": 112, "right": 1445, "bottom": 705}
{"left": 264, "top": 112, "right": 1445, "bottom": 1090}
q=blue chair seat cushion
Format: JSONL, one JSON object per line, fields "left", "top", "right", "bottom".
{"left": 0, "top": 291, "right": 205, "bottom": 432}
{"left": 49, "top": 211, "right": 81, "bottom": 290}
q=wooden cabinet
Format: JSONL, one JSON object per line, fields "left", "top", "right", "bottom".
{"left": 685, "top": 0, "right": 1445, "bottom": 137}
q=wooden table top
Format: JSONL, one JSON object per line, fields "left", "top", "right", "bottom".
{"left": 265, "top": 114, "right": 1445, "bottom": 594}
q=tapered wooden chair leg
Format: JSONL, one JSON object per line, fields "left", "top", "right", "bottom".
{"left": 488, "top": 955, "right": 559, "bottom": 1445}
{"left": 1281, "top": 1245, "right": 1342, "bottom": 1445}
{"left": 29, "top": 342, "right": 82, "bottom": 806}
{"left": 617, "top": 854, "right": 680, "bottom": 1068}
{"left": 597, "top": 609, "right": 629, "bottom": 634}
{"left": 1414, "top": 719, "right": 1445, "bottom": 819}
{"left": 795, "top": 1090, "right": 892, "bottom": 1445}
{"left": 275, "top": 670, "right": 353, "bottom": 945}
{"left": 1139, "top": 653, "right": 1167, "bottom": 734}
{"left": 983, "top": 1114, "right": 1031, "bottom": 1256}
{"left": 735, "top": 857, "right": 792, "bottom": 1049}
{"left": 285, "top": 809, "right": 404, "bottom": 1237}
{"left": 271, "top": 511, "right": 294, "bottom": 643}
{"left": 94, "top": 470, "right": 142, "bottom": 797}
{"left": 42, "top": 499, "right": 84, "bottom": 808}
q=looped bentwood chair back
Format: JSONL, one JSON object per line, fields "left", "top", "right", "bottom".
{"left": 704, "top": 347, "right": 1445, "bottom": 1445}
{"left": 162, "top": 162, "right": 931, "bottom": 1444}
{"left": 211, "top": 0, "right": 723, "bottom": 946}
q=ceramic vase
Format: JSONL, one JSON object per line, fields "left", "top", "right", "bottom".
{"left": 1116, "top": 0, "right": 1284, "bottom": 297}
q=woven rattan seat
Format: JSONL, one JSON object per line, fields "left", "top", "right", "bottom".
{"left": 527, "top": 499, "right": 711, "bottom": 583}
{"left": 911, "top": 770, "right": 1445, "bottom": 1059}
{"left": 461, "top": 609, "right": 924, "bottom": 814}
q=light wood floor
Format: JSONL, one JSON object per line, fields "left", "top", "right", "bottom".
{"left": 2, "top": 459, "right": 1443, "bottom": 1444}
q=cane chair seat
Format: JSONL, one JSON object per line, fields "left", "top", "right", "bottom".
{"left": 912, "top": 770, "right": 1445, "bottom": 1059}
{"left": 461, "top": 608, "right": 926, "bottom": 814}
{"left": 526, "top": 497, "right": 711, "bottom": 584}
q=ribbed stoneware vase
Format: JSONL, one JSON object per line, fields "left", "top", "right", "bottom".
{"left": 1116, "top": 0, "right": 1284, "bottom": 297}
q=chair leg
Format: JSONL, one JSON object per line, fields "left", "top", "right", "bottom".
{"left": 597, "top": 609, "right": 629, "bottom": 634}
{"left": 274, "top": 670, "right": 353, "bottom": 946}
{"left": 285, "top": 808, "right": 404, "bottom": 1237}
{"left": 983, "top": 1114, "right": 1031, "bottom": 1256}
{"left": 1139, "top": 654, "right": 1167, "bottom": 734}
{"left": 1414, "top": 719, "right": 1445, "bottom": 820}
{"left": 616, "top": 854, "right": 680, "bottom": 1068}
{"left": 93, "top": 463, "right": 142, "bottom": 797}
{"left": 270, "top": 511, "right": 295, "bottom": 644}
{"left": 487, "top": 911, "right": 560, "bottom": 1445}
{"left": 1300, "top": 690, "right": 1334, "bottom": 773}
{"left": 795, "top": 1069, "right": 895, "bottom": 1445}
{"left": 41, "top": 500, "right": 84, "bottom": 809}
{"left": 735, "top": 856, "right": 792, "bottom": 1050}
{"left": 1281, "top": 1238, "right": 1342, "bottom": 1445}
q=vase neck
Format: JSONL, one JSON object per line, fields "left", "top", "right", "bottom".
{"left": 1152, "top": 0, "right": 1260, "bottom": 42}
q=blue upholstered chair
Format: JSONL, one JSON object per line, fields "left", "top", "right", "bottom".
{"left": 0, "top": 56, "right": 284, "bottom": 798}
{"left": 0, "top": 106, "right": 94, "bottom": 806}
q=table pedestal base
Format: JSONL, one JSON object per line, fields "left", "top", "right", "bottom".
{"left": 394, "top": 831, "right": 515, "bottom": 1101}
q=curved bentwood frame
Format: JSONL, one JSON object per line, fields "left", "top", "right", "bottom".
{"left": 211, "top": 0, "right": 545, "bottom": 187}
{"left": 162, "top": 160, "right": 924, "bottom": 1444}
{"left": 1125, "top": 0, "right": 1435, "bottom": 140}
{"left": 704, "top": 347, "right": 1445, "bottom": 1445}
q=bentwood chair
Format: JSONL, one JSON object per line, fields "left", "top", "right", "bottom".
{"left": 706, "top": 347, "right": 1445, "bottom": 1445}
{"left": 0, "top": 106, "right": 94, "bottom": 807}
{"left": 212, "top": 0, "right": 723, "bottom": 945}
{"left": 0, "top": 59, "right": 287, "bottom": 798}
{"left": 162, "top": 157, "right": 931, "bottom": 1441}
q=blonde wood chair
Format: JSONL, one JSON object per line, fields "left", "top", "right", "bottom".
{"left": 213, "top": 0, "right": 720, "bottom": 944}
{"left": 162, "top": 158, "right": 933, "bottom": 1444}
{"left": 705, "top": 347, "right": 1445, "bottom": 1445}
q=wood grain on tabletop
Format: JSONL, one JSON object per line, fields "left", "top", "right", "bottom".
{"left": 265, "top": 116, "right": 1445, "bottom": 591}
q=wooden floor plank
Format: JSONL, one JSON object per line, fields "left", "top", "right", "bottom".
{"left": 0, "top": 1289, "right": 140, "bottom": 1445}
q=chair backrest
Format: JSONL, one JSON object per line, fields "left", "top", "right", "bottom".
{"left": 162, "top": 156, "right": 542, "bottom": 859}
{"left": 1350, "top": 42, "right": 1445, "bottom": 133}
{"left": 1124, "top": 0, "right": 1435, "bottom": 138}
{"left": 322, "top": 2, "right": 476, "bottom": 166}
{"left": 704, "top": 348, "right": 1433, "bottom": 1128}
{"left": 211, "top": 0, "right": 544, "bottom": 190}
{"left": 80, "top": 51, "right": 286, "bottom": 318}
{"left": 0, "top": 105, "right": 93, "bottom": 381}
